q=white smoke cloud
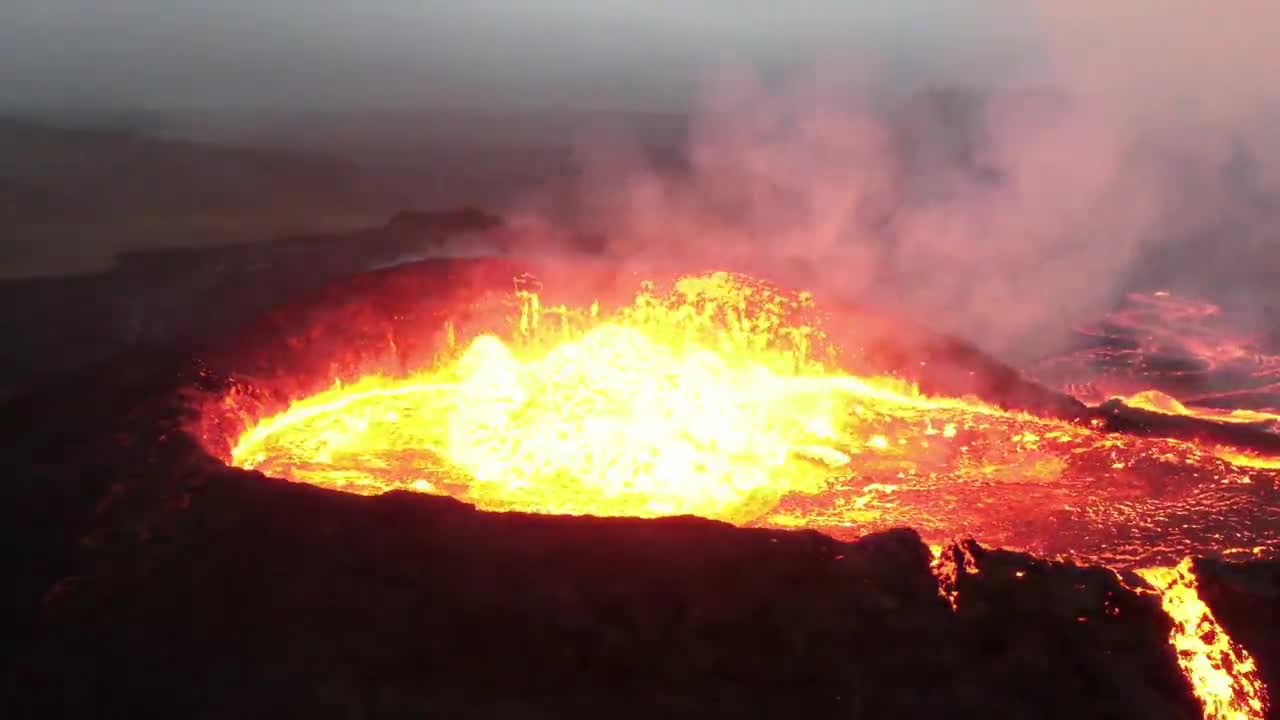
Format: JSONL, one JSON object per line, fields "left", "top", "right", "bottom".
{"left": 510, "top": 0, "right": 1280, "bottom": 362}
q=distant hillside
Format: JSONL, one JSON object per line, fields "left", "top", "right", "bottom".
{"left": 0, "top": 118, "right": 421, "bottom": 278}
{"left": 0, "top": 117, "right": 416, "bottom": 221}
{"left": 0, "top": 207, "right": 506, "bottom": 399}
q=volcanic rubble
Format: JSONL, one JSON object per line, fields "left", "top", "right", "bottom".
{"left": 3, "top": 253, "right": 1279, "bottom": 719}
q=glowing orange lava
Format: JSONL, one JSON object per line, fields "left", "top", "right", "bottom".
{"left": 1115, "top": 390, "right": 1280, "bottom": 429}
{"left": 1136, "top": 560, "right": 1268, "bottom": 720}
{"left": 227, "top": 272, "right": 1280, "bottom": 565}
{"left": 222, "top": 271, "right": 1279, "bottom": 720}
{"left": 231, "top": 272, "right": 942, "bottom": 522}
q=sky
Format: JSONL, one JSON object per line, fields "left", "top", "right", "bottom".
{"left": 0, "top": 1, "right": 1035, "bottom": 113}
{"left": 3, "top": 0, "right": 1278, "bottom": 355}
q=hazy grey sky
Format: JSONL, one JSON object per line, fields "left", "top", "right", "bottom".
{"left": 0, "top": 1, "right": 1032, "bottom": 112}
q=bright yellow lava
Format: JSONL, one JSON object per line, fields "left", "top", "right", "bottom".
{"left": 1117, "top": 390, "right": 1280, "bottom": 428}
{"left": 1137, "top": 560, "right": 1268, "bottom": 720}
{"left": 228, "top": 272, "right": 1280, "bottom": 525}
{"left": 225, "top": 271, "right": 1278, "bottom": 720}
{"left": 231, "top": 272, "right": 981, "bottom": 523}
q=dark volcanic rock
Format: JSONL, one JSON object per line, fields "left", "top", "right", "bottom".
{"left": 3, "top": 256, "right": 1276, "bottom": 719}
{"left": 1096, "top": 398, "right": 1280, "bottom": 457}
{"left": 0, "top": 348, "right": 1214, "bottom": 720}
{"left": 1196, "top": 558, "right": 1280, "bottom": 716}
{"left": 0, "top": 208, "right": 503, "bottom": 400}
{"left": 9, "top": 473, "right": 1202, "bottom": 718}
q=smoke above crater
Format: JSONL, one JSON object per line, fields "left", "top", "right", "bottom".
{"left": 512, "top": 0, "right": 1280, "bottom": 363}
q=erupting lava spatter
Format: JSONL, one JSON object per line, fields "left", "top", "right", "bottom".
{"left": 231, "top": 273, "right": 870, "bottom": 522}
{"left": 222, "top": 271, "right": 1277, "bottom": 720}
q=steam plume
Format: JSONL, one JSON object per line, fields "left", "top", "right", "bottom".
{"left": 510, "top": 1, "right": 1280, "bottom": 361}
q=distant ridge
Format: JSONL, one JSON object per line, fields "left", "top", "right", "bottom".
{"left": 0, "top": 208, "right": 505, "bottom": 400}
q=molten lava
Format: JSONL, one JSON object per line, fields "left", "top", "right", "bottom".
{"left": 227, "top": 272, "right": 1280, "bottom": 566}
{"left": 221, "top": 270, "right": 1277, "bottom": 720}
{"left": 232, "top": 272, "right": 913, "bottom": 522}
{"left": 1137, "top": 560, "right": 1268, "bottom": 720}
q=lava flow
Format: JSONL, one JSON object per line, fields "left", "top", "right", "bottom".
{"left": 1136, "top": 560, "right": 1268, "bottom": 720}
{"left": 217, "top": 270, "right": 1276, "bottom": 720}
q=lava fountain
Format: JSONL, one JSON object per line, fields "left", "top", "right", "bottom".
{"left": 206, "top": 265, "right": 1275, "bottom": 720}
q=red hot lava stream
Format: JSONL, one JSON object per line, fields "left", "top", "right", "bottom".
{"left": 213, "top": 272, "right": 1275, "bottom": 719}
